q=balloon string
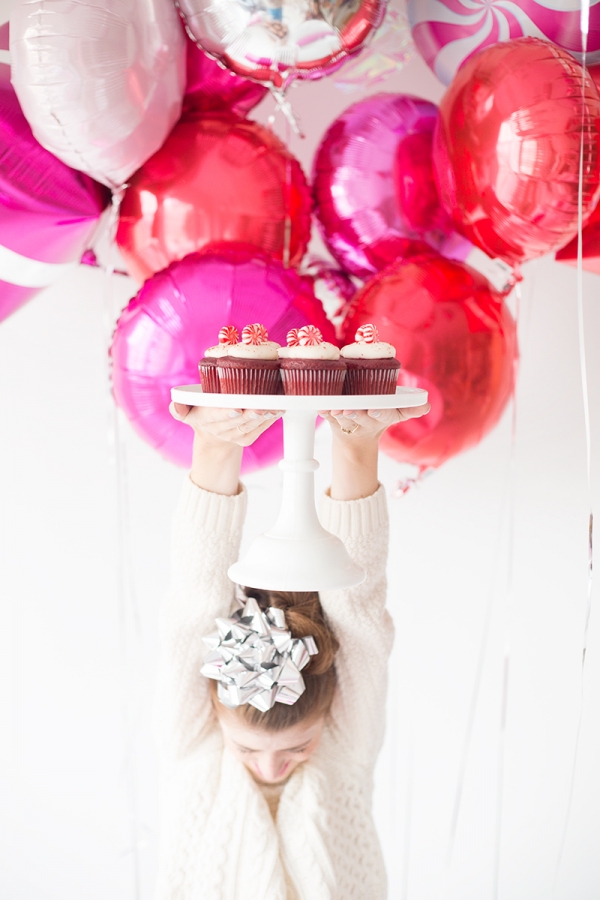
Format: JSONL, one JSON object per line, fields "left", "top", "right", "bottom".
{"left": 553, "top": 19, "right": 593, "bottom": 889}
{"left": 438, "top": 284, "right": 521, "bottom": 900}
{"left": 101, "top": 208, "right": 142, "bottom": 899}
{"left": 283, "top": 115, "right": 292, "bottom": 269}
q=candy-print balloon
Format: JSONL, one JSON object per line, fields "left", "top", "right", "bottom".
{"left": 184, "top": 39, "right": 268, "bottom": 116}
{"left": 313, "top": 93, "right": 452, "bottom": 279}
{"left": 408, "top": 0, "right": 600, "bottom": 86}
{"left": 117, "top": 113, "right": 312, "bottom": 283}
{"left": 10, "top": 0, "right": 186, "bottom": 190}
{"left": 343, "top": 251, "right": 517, "bottom": 470}
{"left": 301, "top": 256, "right": 356, "bottom": 332}
{"left": 0, "top": 65, "right": 109, "bottom": 323}
{"left": 433, "top": 38, "right": 600, "bottom": 266}
{"left": 110, "top": 245, "right": 336, "bottom": 471}
{"left": 176, "top": 0, "right": 387, "bottom": 90}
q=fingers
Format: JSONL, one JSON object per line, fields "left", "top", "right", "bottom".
{"left": 394, "top": 402, "right": 431, "bottom": 421}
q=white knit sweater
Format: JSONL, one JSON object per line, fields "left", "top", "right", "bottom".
{"left": 154, "top": 477, "right": 394, "bottom": 900}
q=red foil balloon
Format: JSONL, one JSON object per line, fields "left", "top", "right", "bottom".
{"left": 343, "top": 252, "right": 517, "bottom": 470}
{"left": 117, "top": 113, "right": 312, "bottom": 284}
{"left": 184, "top": 40, "right": 268, "bottom": 117}
{"left": 433, "top": 37, "right": 600, "bottom": 266}
{"left": 110, "top": 244, "right": 336, "bottom": 471}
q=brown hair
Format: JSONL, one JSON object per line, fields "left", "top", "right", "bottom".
{"left": 210, "top": 587, "right": 339, "bottom": 731}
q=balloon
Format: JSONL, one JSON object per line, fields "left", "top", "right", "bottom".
{"left": 313, "top": 93, "right": 458, "bottom": 279}
{"left": 0, "top": 65, "right": 110, "bottom": 323}
{"left": 10, "top": 0, "right": 186, "bottom": 190}
{"left": 408, "top": 0, "right": 600, "bottom": 86}
{"left": 555, "top": 199, "right": 600, "bottom": 275}
{"left": 117, "top": 112, "right": 312, "bottom": 284}
{"left": 176, "top": 0, "right": 386, "bottom": 90}
{"left": 433, "top": 38, "right": 600, "bottom": 266}
{"left": 342, "top": 251, "right": 517, "bottom": 470}
{"left": 110, "top": 244, "right": 336, "bottom": 471}
{"left": 301, "top": 255, "right": 357, "bottom": 328}
{"left": 184, "top": 39, "right": 268, "bottom": 116}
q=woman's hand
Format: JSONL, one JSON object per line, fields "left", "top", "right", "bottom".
{"left": 169, "top": 402, "right": 282, "bottom": 495}
{"left": 319, "top": 403, "right": 431, "bottom": 502}
{"left": 319, "top": 403, "right": 431, "bottom": 446}
{"left": 170, "top": 402, "right": 282, "bottom": 448}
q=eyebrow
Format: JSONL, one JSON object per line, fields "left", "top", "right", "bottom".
{"left": 234, "top": 740, "right": 310, "bottom": 753}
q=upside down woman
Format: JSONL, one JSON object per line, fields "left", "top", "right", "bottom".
{"left": 155, "top": 399, "right": 429, "bottom": 900}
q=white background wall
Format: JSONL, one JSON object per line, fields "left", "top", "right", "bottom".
{"left": 1, "top": 2, "right": 600, "bottom": 898}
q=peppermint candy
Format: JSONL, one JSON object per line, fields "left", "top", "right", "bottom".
{"left": 218, "top": 325, "right": 239, "bottom": 345}
{"left": 355, "top": 324, "right": 379, "bottom": 344}
{"left": 286, "top": 327, "right": 301, "bottom": 347}
{"left": 242, "top": 323, "right": 268, "bottom": 345}
{"left": 297, "top": 324, "right": 323, "bottom": 346}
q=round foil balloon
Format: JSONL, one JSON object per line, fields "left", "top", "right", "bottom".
{"left": 408, "top": 0, "right": 600, "bottom": 86}
{"left": 313, "top": 93, "right": 452, "bottom": 279}
{"left": 0, "top": 65, "right": 109, "bottom": 323}
{"left": 10, "top": 0, "right": 186, "bottom": 189}
{"left": 433, "top": 37, "right": 600, "bottom": 266}
{"left": 343, "top": 251, "right": 517, "bottom": 471}
{"left": 117, "top": 113, "right": 312, "bottom": 284}
{"left": 176, "top": 0, "right": 386, "bottom": 89}
{"left": 110, "top": 245, "right": 336, "bottom": 470}
{"left": 184, "top": 39, "right": 268, "bottom": 116}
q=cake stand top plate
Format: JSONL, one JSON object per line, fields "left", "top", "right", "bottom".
{"left": 171, "top": 385, "right": 428, "bottom": 410}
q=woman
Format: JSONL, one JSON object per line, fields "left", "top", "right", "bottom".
{"left": 155, "top": 399, "right": 430, "bottom": 900}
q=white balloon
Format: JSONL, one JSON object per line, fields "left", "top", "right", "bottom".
{"left": 10, "top": 0, "right": 186, "bottom": 189}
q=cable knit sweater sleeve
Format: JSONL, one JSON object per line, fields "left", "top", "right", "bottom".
{"left": 154, "top": 476, "right": 247, "bottom": 762}
{"left": 319, "top": 484, "right": 394, "bottom": 771}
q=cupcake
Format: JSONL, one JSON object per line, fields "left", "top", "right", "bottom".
{"left": 278, "top": 325, "right": 346, "bottom": 395}
{"left": 198, "top": 325, "right": 239, "bottom": 393}
{"left": 340, "top": 324, "right": 400, "bottom": 394}
{"left": 218, "top": 323, "right": 282, "bottom": 394}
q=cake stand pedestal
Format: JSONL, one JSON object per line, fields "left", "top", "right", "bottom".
{"left": 170, "top": 386, "right": 428, "bottom": 591}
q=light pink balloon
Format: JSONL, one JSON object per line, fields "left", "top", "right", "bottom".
{"left": 10, "top": 0, "right": 186, "bottom": 189}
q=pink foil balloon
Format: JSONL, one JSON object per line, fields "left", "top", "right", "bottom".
{"left": 0, "top": 65, "right": 109, "bottom": 323}
{"left": 408, "top": 0, "right": 600, "bottom": 86}
{"left": 433, "top": 37, "right": 600, "bottom": 265}
{"left": 10, "top": 0, "right": 186, "bottom": 189}
{"left": 110, "top": 245, "right": 336, "bottom": 471}
{"left": 313, "top": 93, "right": 455, "bottom": 279}
{"left": 184, "top": 39, "right": 268, "bottom": 116}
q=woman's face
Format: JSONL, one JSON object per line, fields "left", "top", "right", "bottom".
{"left": 218, "top": 713, "right": 325, "bottom": 784}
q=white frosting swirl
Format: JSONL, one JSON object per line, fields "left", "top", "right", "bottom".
{"left": 340, "top": 341, "right": 395, "bottom": 359}
{"left": 278, "top": 342, "right": 340, "bottom": 360}
{"left": 204, "top": 344, "right": 230, "bottom": 359}
{"left": 228, "top": 342, "right": 280, "bottom": 360}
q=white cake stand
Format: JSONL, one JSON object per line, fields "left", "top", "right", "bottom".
{"left": 171, "top": 385, "right": 428, "bottom": 591}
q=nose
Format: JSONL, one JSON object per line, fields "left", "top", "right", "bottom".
{"left": 256, "top": 753, "right": 288, "bottom": 782}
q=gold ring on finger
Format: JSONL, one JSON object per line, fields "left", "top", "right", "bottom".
{"left": 341, "top": 423, "right": 360, "bottom": 435}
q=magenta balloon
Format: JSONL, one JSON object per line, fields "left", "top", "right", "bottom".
{"left": 312, "top": 93, "right": 456, "bottom": 280}
{"left": 110, "top": 245, "right": 336, "bottom": 472}
{"left": 0, "top": 65, "right": 110, "bottom": 323}
{"left": 184, "top": 40, "right": 268, "bottom": 117}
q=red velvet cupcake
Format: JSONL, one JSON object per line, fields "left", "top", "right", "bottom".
{"left": 198, "top": 325, "right": 239, "bottom": 393}
{"left": 218, "top": 324, "right": 282, "bottom": 394}
{"left": 340, "top": 324, "right": 400, "bottom": 394}
{"left": 278, "top": 325, "right": 346, "bottom": 395}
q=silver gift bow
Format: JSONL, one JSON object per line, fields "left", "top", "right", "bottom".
{"left": 201, "top": 596, "right": 318, "bottom": 713}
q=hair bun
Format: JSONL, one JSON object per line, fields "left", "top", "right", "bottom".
{"left": 244, "top": 588, "right": 339, "bottom": 676}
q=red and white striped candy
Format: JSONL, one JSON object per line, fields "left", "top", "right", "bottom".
{"left": 297, "top": 325, "right": 323, "bottom": 346}
{"left": 355, "top": 324, "right": 380, "bottom": 344}
{"left": 242, "top": 323, "right": 268, "bottom": 345}
{"left": 286, "top": 328, "right": 301, "bottom": 347}
{"left": 218, "top": 325, "right": 239, "bottom": 345}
